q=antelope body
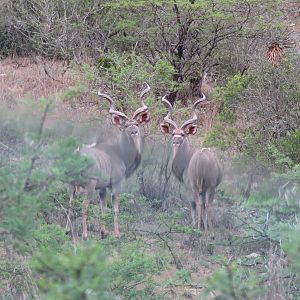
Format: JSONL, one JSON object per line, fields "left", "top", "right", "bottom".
{"left": 160, "top": 94, "right": 222, "bottom": 232}
{"left": 66, "top": 84, "right": 151, "bottom": 239}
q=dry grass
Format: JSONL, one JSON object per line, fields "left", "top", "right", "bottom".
{"left": 0, "top": 57, "right": 72, "bottom": 101}
{"left": 0, "top": 57, "right": 104, "bottom": 124}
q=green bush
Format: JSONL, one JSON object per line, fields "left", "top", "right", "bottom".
{"left": 275, "top": 130, "right": 300, "bottom": 165}
{"left": 204, "top": 123, "right": 239, "bottom": 150}
{"left": 32, "top": 241, "right": 114, "bottom": 300}
{"left": 205, "top": 262, "right": 263, "bottom": 300}
{"left": 109, "top": 238, "right": 164, "bottom": 299}
{"left": 33, "top": 224, "right": 69, "bottom": 251}
{"left": 214, "top": 73, "right": 252, "bottom": 124}
{"left": 284, "top": 224, "right": 300, "bottom": 277}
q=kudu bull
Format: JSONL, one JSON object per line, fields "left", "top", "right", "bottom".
{"left": 66, "top": 84, "right": 151, "bottom": 239}
{"left": 160, "top": 94, "right": 222, "bottom": 233}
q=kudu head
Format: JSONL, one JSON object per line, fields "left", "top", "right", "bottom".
{"left": 160, "top": 93, "right": 206, "bottom": 155}
{"left": 98, "top": 84, "right": 151, "bottom": 148}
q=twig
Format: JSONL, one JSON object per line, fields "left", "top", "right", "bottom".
{"left": 35, "top": 56, "right": 64, "bottom": 83}
{"left": 0, "top": 141, "right": 17, "bottom": 153}
{"left": 24, "top": 103, "right": 50, "bottom": 191}
{"left": 58, "top": 202, "right": 77, "bottom": 248}
{"left": 136, "top": 228, "right": 183, "bottom": 270}
{"left": 172, "top": 283, "right": 203, "bottom": 289}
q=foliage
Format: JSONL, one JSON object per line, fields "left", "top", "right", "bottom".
{"left": 0, "top": 135, "right": 92, "bottom": 253}
{"left": 153, "top": 59, "right": 177, "bottom": 91}
{"left": 274, "top": 130, "right": 300, "bottom": 165}
{"left": 205, "top": 262, "right": 263, "bottom": 300}
{"left": 32, "top": 241, "right": 114, "bottom": 300}
{"left": 1, "top": 0, "right": 115, "bottom": 59}
{"left": 214, "top": 73, "right": 252, "bottom": 123}
{"left": 279, "top": 164, "right": 300, "bottom": 183}
{"left": 202, "top": 73, "right": 253, "bottom": 151}
{"left": 204, "top": 123, "right": 239, "bottom": 150}
{"left": 243, "top": 181, "right": 299, "bottom": 243}
{"left": 0, "top": 101, "right": 98, "bottom": 252}
{"left": 284, "top": 224, "right": 300, "bottom": 277}
{"left": 233, "top": 54, "right": 300, "bottom": 141}
{"left": 94, "top": 51, "right": 178, "bottom": 129}
{"left": 109, "top": 238, "right": 165, "bottom": 299}
{"left": 96, "top": 52, "right": 156, "bottom": 112}
{"left": 103, "top": 0, "right": 282, "bottom": 99}
{"left": 1, "top": 0, "right": 285, "bottom": 103}
{"left": 33, "top": 224, "right": 69, "bottom": 251}
{"left": 175, "top": 268, "right": 192, "bottom": 284}
{"left": 267, "top": 143, "right": 294, "bottom": 170}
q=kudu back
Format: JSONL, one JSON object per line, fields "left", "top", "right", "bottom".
{"left": 160, "top": 94, "right": 222, "bottom": 233}
{"left": 66, "top": 84, "right": 151, "bottom": 239}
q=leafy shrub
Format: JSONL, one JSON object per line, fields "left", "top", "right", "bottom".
{"left": 284, "top": 224, "right": 300, "bottom": 277}
{"left": 205, "top": 263, "right": 263, "bottom": 300}
{"left": 204, "top": 123, "right": 239, "bottom": 150}
{"left": 275, "top": 130, "right": 300, "bottom": 165}
{"left": 109, "top": 238, "right": 165, "bottom": 299}
{"left": 33, "top": 224, "right": 69, "bottom": 251}
{"left": 214, "top": 73, "right": 252, "bottom": 124}
{"left": 32, "top": 241, "right": 114, "bottom": 300}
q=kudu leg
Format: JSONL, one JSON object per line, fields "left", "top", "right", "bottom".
{"left": 81, "top": 183, "right": 96, "bottom": 240}
{"left": 196, "top": 200, "right": 202, "bottom": 230}
{"left": 207, "top": 188, "right": 215, "bottom": 232}
{"left": 99, "top": 188, "right": 107, "bottom": 217}
{"left": 207, "top": 204, "right": 213, "bottom": 234}
{"left": 200, "top": 189, "right": 208, "bottom": 232}
{"left": 99, "top": 188, "right": 109, "bottom": 238}
{"left": 112, "top": 185, "right": 121, "bottom": 238}
{"left": 66, "top": 185, "right": 76, "bottom": 233}
{"left": 192, "top": 191, "right": 203, "bottom": 230}
{"left": 190, "top": 201, "right": 197, "bottom": 227}
{"left": 81, "top": 190, "right": 90, "bottom": 240}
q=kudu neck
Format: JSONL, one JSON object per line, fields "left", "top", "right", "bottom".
{"left": 172, "top": 138, "right": 194, "bottom": 182}
{"left": 119, "top": 130, "right": 142, "bottom": 178}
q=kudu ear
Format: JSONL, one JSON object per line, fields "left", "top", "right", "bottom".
{"left": 137, "top": 111, "right": 150, "bottom": 124}
{"left": 111, "top": 114, "right": 126, "bottom": 126}
{"left": 185, "top": 124, "right": 198, "bottom": 135}
{"left": 160, "top": 123, "right": 171, "bottom": 134}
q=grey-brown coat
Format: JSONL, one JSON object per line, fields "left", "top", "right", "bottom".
{"left": 160, "top": 94, "right": 222, "bottom": 232}
{"left": 66, "top": 84, "right": 151, "bottom": 239}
